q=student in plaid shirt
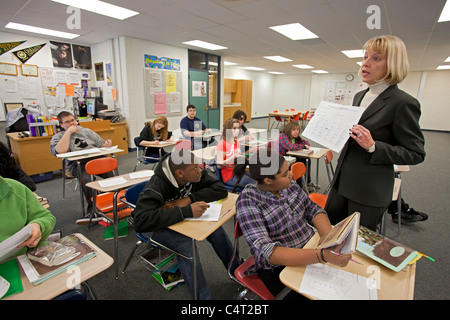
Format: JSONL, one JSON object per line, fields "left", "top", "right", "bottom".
{"left": 276, "top": 121, "right": 312, "bottom": 184}
{"left": 235, "top": 149, "right": 351, "bottom": 298}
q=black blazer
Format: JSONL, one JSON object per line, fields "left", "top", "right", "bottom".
{"left": 331, "top": 84, "right": 425, "bottom": 207}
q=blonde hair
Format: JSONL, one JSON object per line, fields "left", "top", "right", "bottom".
{"left": 360, "top": 35, "right": 409, "bottom": 85}
{"left": 148, "top": 116, "right": 169, "bottom": 141}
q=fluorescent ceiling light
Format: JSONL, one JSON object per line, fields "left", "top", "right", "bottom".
{"left": 292, "top": 64, "right": 314, "bottom": 69}
{"left": 356, "top": 62, "right": 363, "bottom": 66}
{"left": 438, "top": 0, "right": 450, "bottom": 22}
{"left": 269, "top": 72, "right": 285, "bottom": 75}
{"left": 182, "top": 40, "right": 227, "bottom": 50}
{"left": 264, "top": 56, "right": 292, "bottom": 62}
{"left": 269, "top": 23, "right": 318, "bottom": 40}
{"left": 224, "top": 61, "right": 237, "bottom": 66}
{"left": 445, "top": 56, "right": 450, "bottom": 62}
{"left": 436, "top": 65, "right": 450, "bottom": 70}
{"left": 51, "top": 0, "right": 139, "bottom": 20}
{"left": 5, "top": 22, "right": 79, "bottom": 39}
{"left": 312, "top": 70, "right": 328, "bottom": 74}
{"left": 242, "top": 67, "right": 265, "bottom": 71}
{"left": 342, "top": 50, "right": 364, "bottom": 58}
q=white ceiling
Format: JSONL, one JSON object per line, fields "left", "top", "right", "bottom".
{"left": 1, "top": 0, "right": 449, "bottom": 75}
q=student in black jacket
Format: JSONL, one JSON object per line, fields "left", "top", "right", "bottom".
{"left": 132, "top": 149, "right": 239, "bottom": 299}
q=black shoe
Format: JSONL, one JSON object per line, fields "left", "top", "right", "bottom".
{"left": 392, "top": 208, "right": 428, "bottom": 224}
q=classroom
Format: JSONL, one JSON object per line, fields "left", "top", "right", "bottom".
{"left": 0, "top": 0, "right": 449, "bottom": 304}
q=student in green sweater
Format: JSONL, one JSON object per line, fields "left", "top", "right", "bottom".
{"left": 0, "top": 176, "right": 56, "bottom": 260}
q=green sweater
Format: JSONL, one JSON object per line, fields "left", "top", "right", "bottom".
{"left": 0, "top": 176, "right": 56, "bottom": 259}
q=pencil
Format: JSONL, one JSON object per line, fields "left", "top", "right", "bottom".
{"left": 417, "top": 251, "right": 435, "bottom": 262}
{"left": 330, "top": 250, "right": 363, "bottom": 265}
{"left": 219, "top": 207, "right": 232, "bottom": 219}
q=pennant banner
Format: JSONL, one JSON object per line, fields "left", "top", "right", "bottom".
{"left": 11, "top": 43, "right": 46, "bottom": 64}
{"left": 0, "top": 41, "right": 26, "bottom": 56}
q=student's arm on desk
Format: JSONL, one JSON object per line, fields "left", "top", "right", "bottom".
{"left": 54, "top": 126, "right": 78, "bottom": 154}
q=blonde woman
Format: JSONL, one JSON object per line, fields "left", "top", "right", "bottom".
{"left": 137, "top": 116, "right": 173, "bottom": 157}
{"left": 325, "top": 35, "right": 425, "bottom": 230}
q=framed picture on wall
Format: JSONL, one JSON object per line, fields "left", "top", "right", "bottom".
{"left": 95, "top": 62, "right": 104, "bottom": 81}
{"left": 4, "top": 102, "right": 23, "bottom": 112}
{"left": 0, "top": 62, "right": 18, "bottom": 75}
{"left": 20, "top": 64, "right": 39, "bottom": 77}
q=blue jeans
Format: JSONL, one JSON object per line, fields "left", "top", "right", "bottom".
{"left": 225, "top": 172, "right": 256, "bottom": 188}
{"left": 152, "top": 226, "right": 239, "bottom": 300}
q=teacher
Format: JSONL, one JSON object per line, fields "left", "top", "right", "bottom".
{"left": 325, "top": 35, "right": 425, "bottom": 230}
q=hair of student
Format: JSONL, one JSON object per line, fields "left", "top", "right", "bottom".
{"left": 222, "top": 118, "right": 240, "bottom": 140}
{"left": 186, "top": 104, "right": 196, "bottom": 112}
{"left": 149, "top": 116, "right": 169, "bottom": 141}
{"left": 282, "top": 120, "right": 301, "bottom": 138}
{"left": 57, "top": 111, "right": 74, "bottom": 123}
{"left": 233, "top": 148, "right": 285, "bottom": 183}
{"left": 168, "top": 149, "right": 198, "bottom": 173}
{"left": 360, "top": 35, "right": 409, "bottom": 85}
{"left": 232, "top": 109, "right": 247, "bottom": 122}
{"left": 0, "top": 141, "right": 17, "bottom": 177}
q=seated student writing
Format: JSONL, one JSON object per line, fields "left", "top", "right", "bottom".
{"left": 180, "top": 104, "right": 212, "bottom": 149}
{"left": 132, "top": 149, "right": 239, "bottom": 300}
{"left": 50, "top": 111, "right": 114, "bottom": 224}
{"left": 235, "top": 149, "right": 351, "bottom": 298}
{"left": 136, "top": 116, "right": 173, "bottom": 159}
{"left": 216, "top": 118, "right": 256, "bottom": 189}
{"left": 277, "top": 120, "right": 312, "bottom": 184}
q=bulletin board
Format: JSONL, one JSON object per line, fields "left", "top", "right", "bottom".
{"left": 144, "top": 68, "right": 182, "bottom": 119}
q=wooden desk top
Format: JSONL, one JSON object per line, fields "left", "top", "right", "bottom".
{"left": 279, "top": 233, "right": 416, "bottom": 300}
{"left": 62, "top": 148, "right": 124, "bottom": 161}
{"left": 5, "top": 233, "right": 113, "bottom": 300}
{"left": 168, "top": 193, "right": 238, "bottom": 241}
{"left": 287, "top": 147, "right": 328, "bottom": 159}
{"left": 269, "top": 110, "right": 305, "bottom": 117}
{"left": 192, "top": 146, "right": 216, "bottom": 161}
{"left": 85, "top": 170, "right": 153, "bottom": 193}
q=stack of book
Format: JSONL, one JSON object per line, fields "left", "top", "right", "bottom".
{"left": 17, "top": 234, "right": 97, "bottom": 285}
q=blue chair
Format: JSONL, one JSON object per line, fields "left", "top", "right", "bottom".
{"left": 121, "top": 181, "right": 190, "bottom": 273}
{"left": 133, "top": 137, "right": 161, "bottom": 172}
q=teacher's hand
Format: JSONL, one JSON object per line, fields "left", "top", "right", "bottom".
{"left": 350, "top": 125, "right": 374, "bottom": 150}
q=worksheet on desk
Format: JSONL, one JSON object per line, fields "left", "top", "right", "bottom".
{"left": 302, "top": 101, "right": 365, "bottom": 153}
{"left": 185, "top": 202, "right": 222, "bottom": 221}
{"left": 299, "top": 263, "right": 378, "bottom": 300}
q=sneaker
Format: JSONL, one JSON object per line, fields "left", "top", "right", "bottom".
{"left": 392, "top": 208, "right": 428, "bottom": 224}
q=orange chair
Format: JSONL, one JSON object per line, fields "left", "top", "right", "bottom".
{"left": 291, "top": 162, "right": 329, "bottom": 209}
{"left": 85, "top": 158, "right": 132, "bottom": 222}
{"left": 227, "top": 220, "right": 274, "bottom": 300}
{"left": 271, "top": 110, "right": 283, "bottom": 129}
{"left": 301, "top": 111, "right": 310, "bottom": 130}
{"left": 293, "top": 112, "right": 301, "bottom": 122}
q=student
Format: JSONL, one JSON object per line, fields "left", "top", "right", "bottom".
{"left": 50, "top": 111, "right": 114, "bottom": 223}
{"left": 132, "top": 149, "right": 239, "bottom": 300}
{"left": 136, "top": 116, "right": 173, "bottom": 158}
{"left": 232, "top": 109, "right": 256, "bottom": 142}
{"left": 0, "top": 141, "right": 36, "bottom": 192}
{"left": 235, "top": 149, "right": 351, "bottom": 298}
{"left": 180, "top": 104, "right": 212, "bottom": 149}
{"left": 216, "top": 118, "right": 256, "bottom": 189}
{"left": 325, "top": 35, "right": 425, "bottom": 230}
{"left": 276, "top": 120, "right": 312, "bottom": 184}
{"left": 0, "top": 176, "right": 56, "bottom": 259}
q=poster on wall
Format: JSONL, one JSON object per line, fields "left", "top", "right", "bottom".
{"left": 105, "top": 63, "right": 113, "bottom": 86}
{"left": 50, "top": 41, "right": 73, "bottom": 68}
{"left": 72, "top": 45, "right": 92, "bottom": 69}
{"left": 144, "top": 54, "right": 180, "bottom": 71}
{"left": 12, "top": 43, "right": 46, "bottom": 64}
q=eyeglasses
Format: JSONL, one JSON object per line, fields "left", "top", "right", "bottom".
{"left": 62, "top": 118, "right": 76, "bottom": 125}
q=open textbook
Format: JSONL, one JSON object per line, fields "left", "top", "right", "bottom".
{"left": 318, "top": 212, "right": 360, "bottom": 255}
{"left": 302, "top": 101, "right": 365, "bottom": 153}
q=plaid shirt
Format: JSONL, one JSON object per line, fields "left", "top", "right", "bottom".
{"left": 277, "top": 133, "right": 310, "bottom": 155}
{"left": 236, "top": 182, "right": 325, "bottom": 271}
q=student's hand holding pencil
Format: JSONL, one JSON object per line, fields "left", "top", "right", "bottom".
{"left": 191, "top": 201, "right": 210, "bottom": 218}
{"left": 320, "top": 240, "right": 352, "bottom": 267}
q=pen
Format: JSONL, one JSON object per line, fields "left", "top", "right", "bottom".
{"left": 219, "top": 207, "right": 232, "bottom": 219}
{"left": 330, "top": 250, "right": 363, "bottom": 265}
{"left": 417, "top": 251, "right": 435, "bottom": 262}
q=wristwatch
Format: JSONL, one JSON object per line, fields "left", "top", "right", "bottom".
{"left": 367, "top": 141, "right": 376, "bottom": 153}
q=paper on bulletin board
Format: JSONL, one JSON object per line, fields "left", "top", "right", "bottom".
{"left": 166, "top": 72, "right": 177, "bottom": 93}
{"left": 154, "top": 92, "right": 166, "bottom": 114}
